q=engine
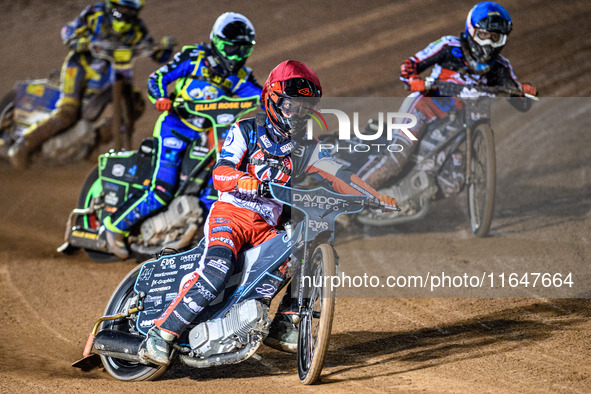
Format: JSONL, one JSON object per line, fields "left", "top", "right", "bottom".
{"left": 140, "top": 195, "right": 203, "bottom": 246}
{"left": 382, "top": 170, "right": 437, "bottom": 215}
{"left": 187, "top": 299, "right": 270, "bottom": 358}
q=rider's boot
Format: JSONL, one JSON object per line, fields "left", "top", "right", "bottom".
{"left": 104, "top": 227, "right": 129, "bottom": 259}
{"left": 264, "top": 313, "right": 299, "bottom": 353}
{"left": 0, "top": 135, "right": 9, "bottom": 157}
{"left": 8, "top": 104, "right": 78, "bottom": 169}
{"left": 138, "top": 326, "right": 175, "bottom": 367}
{"left": 8, "top": 136, "right": 32, "bottom": 170}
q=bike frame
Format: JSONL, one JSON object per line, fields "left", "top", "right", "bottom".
{"left": 267, "top": 183, "right": 369, "bottom": 305}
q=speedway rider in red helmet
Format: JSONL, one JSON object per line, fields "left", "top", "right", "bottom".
{"left": 138, "top": 60, "right": 398, "bottom": 366}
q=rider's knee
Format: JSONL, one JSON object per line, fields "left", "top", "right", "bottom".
{"left": 202, "top": 245, "right": 235, "bottom": 285}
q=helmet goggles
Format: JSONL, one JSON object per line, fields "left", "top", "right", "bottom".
{"left": 110, "top": 5, "right": 139, "bottom": 22}
{"left": 275, "top": 95, "right": 319, "bottom": 117}
{"left": 212, "top": 36, "right": 253, "bottom": 62}
{"left": 472, "top": 28, "right": 506, "bottom": 48}
{"left": 271, "top": 77, "right": 320, "bottom": 118}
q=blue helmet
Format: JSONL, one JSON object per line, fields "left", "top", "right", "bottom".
{"left": 464, "top": 2, "right": 512, "bottom": 68}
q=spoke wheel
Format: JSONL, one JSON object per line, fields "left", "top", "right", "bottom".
{"left": 467, "top": 123, "right": 496, "bottom": 237}
{"left": 297, "top": 244, "right": 337, "bottom": 385}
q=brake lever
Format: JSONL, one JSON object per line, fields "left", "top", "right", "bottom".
{"left": 257, "top": 181, "right": 271, "bottom": 197}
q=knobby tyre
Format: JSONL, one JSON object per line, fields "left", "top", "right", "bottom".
{"left": 0, "top": 90, "right": 16, "bottom": 133}
{"left": 100, "top": 264, "right": 167, "bottom": 381}
{"left": 297, "top": 244, "right": 337, "bottom": 384}
{"left": 467, "top": 123, "right": 496, "bottom": 237}
{"left": 0, "top": 90, "right": 16, "bottom": 157}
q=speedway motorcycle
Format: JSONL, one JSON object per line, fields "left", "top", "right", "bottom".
{"left": 72, "top": 181, "right": 394, "bottom": 384}
{"left": 324, "top": 79, "right": 537, "bottom": 237}
{"left": 58, "top": 95, "right": 260, "bottom": 262}
{"left": 0, "top": 38, "right": 175, "bottom": 165}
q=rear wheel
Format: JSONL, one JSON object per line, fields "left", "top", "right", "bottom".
{"left": 100, "top": 264, "right": 167, "bottom": 381}
{"left": 467, "top": 123, "right": 496, "bottom": 237}
{"left": 297, "top": 244, "right": 337, "bottom": 385}
{"left": 76, "top": 166, "right": 118, "bottom": 262}
{"left": 0, "top": 90, "right": 16, "bottom": 157}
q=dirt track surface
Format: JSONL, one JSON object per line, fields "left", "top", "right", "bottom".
{"left": 1, "top": 0, "right": 590, "bottom": 392}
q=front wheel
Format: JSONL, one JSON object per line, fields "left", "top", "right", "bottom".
{"left": 466, "top": 123, "right": 496, "bottom": 237}
{"left": 100, "top": 264, "right": 167, "bottom": 381}
{"left": 297, "top": 244, "right": 337, "bottom": 385}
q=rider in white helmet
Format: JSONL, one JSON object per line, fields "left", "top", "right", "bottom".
{"left": 102, "top": 12, "right": 262, "bottom": 259}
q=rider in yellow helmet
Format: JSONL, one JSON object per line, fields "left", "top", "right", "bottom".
{"left": 8, "top": 0, "right": 173, "bottom": 169}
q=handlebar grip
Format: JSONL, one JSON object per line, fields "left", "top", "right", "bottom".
{"left": 257, "top": 181, "right": 271, "bottom": 197}
{"left": 366, "top": 199, "right": 401, "bottom": 212}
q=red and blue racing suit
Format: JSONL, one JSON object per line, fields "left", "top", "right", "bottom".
{"left": 358, "top": 34, "right": 530, "bottom": 187}
{"left": 154, "top": 115, "right": 382, "bottom": 337}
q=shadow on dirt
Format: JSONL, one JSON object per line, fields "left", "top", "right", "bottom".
{"left": 319, "top": 298, "right": 591, "bottom": 383}
{"left": 154, "top": 299, "right": 590, "bottom": 383}
{"left": 493, "top": 161, "right": 591, "bottom": 235}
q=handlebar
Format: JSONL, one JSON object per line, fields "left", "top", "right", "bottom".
{"left": 258, "top": 181, "right": 400, "bottom": 212}
{"left": 257, "top": 181, "right": 271, "bottom": 197}
{"left": 425, "top": 77, "right": 539, "bottom": 101}
{"left": 87, "top": 40, "right": 168, "bottom": 65}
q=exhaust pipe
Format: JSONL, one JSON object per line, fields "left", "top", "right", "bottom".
{"left": 93, "top": 330, "right": 143, "bottom": 362}
{"left": 94, "top": 329, "right": 263, "bottom": 368}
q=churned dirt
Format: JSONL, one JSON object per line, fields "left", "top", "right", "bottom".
{"left": 1, "top": 0, "right": 590, "bottom": 392}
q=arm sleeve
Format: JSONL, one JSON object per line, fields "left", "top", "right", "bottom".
{"left": 212, "top": 123, "right": 250, "bottom": 191}
{"left": 400, "top": 36, "right": 451, "bottom": 85}
{"left": 61, "top": 5, "right": 93, "bottom": 51}
{"left": 232, "top": 68, "right": 263, "bottom": 98}
{"left": 147, "top": 47, "right": 194, "bottom": 103}
{"left": 305, "top": 143, "right": 381, "bottom": 200}
{"left": 491, "top": 56, "right": 533, "bottom": 112}
{"left": 136, "top": 20, "right": 174, "bottom": 64}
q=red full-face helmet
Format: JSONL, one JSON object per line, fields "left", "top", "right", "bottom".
{"left": 262, "top": 60, "right": 322, "bottom": 140}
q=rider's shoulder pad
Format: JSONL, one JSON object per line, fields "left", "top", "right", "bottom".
{"left": 441, "top": 35, "right": 461, "bottom": 46}
{"left": 236, "top": 66, "right": 253, "bottom": 80}
{"left": 180, "top": 45, "right": 203, "bottom": 56}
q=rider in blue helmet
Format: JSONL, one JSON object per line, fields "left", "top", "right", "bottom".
{"left": 463, "top": 1, "right": 513, "bottom": 73}
{"left": 357, "top": 1, "right": 537, "bottom": 189}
